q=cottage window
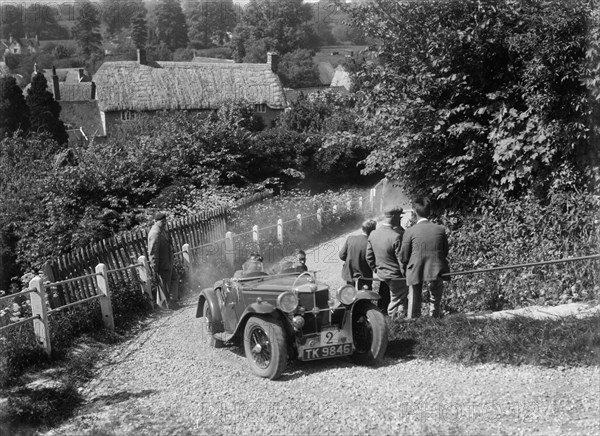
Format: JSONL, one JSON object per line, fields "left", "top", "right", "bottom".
{"left": 13, "top": 48, "right": 18, "bottom": 54}
{"left": 254, "top": 103, "right": 267, "bottom": 113}
{"left": 121, "top": 110, "right": 136, "bottom": 121}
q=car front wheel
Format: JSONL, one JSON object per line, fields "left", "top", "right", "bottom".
{"left": 202, "top": 300, "right": 224, "bottom": 348}
{"left": 350, "top": 303, "right": 388, "bottom": 365}
{"left": 243, "top": 315, "right": 287, "bottom": 380}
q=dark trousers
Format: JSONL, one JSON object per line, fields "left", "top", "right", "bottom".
{"left": 157, "top": 268, "right": 180, "bottom": 303}
{"left": 408, "top": 280, "right": 444, "bottom": 318}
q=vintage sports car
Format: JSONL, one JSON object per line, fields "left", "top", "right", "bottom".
{"left": 196, "top": 270, "right": 388, "bottom": 379}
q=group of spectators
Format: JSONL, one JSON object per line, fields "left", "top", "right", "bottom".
{"left": 147, "top": 196, "right": 450, "bottom": 317}
{"left": 339, "top": 196, "right": 450, "bottom": 319}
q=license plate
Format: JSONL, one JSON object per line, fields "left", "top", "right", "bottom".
{"left": 302, "top": 343, "right": 353, "bottom": 360}
{"left": 320, "top": 327, "right": 346, "bottom": 345}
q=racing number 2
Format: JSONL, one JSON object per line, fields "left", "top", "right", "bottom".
{"left": 324, "top": 331, "right": 335, "bottom": 344}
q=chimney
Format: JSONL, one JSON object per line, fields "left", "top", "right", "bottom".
{"left": 267, "top": 52, "right": 279, "bottom": 73}
{"left": 90, "top": 82, "right": 96, "bottom": 100}
{"left": 52, "top": 66, "right": 60, "bottom": 101}
{"left": 137, "top": 48, "right": 147, "bottom": 65}
{"left": 78, "top": 68, "right": 84, "bottom": 82}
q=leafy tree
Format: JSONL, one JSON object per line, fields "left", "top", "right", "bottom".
{"left": 342, "top": 0, "right": 599, "bottom": 203}
{"left": 72, "top": 1, "right": 103, "bottom": 59}
{"left": 101, "top": 0, "right": 145, "bottom": 36}
{"left": 0, "top": 77, "right": 30, "bottom": 139}
{"left": 231, "top": 0, "right": 318, "bottom": 62}
{"left": 131, "top": 11, "right": 149, "bottom": 49}
{"left": 277, "top": 49, "right": 321, "bottom": 88}
{"left": 187, "top": 0, "right": 237, "bottom": 48}
{"left": 26, "top": 73, "right": 68, "bottom": 144}
{"left": 153, "top": 0, "right": 189, "bottom": 50}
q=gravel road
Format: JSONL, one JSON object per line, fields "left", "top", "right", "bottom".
{"left": 45, "top": 228, "right": 600, "bottom": 436}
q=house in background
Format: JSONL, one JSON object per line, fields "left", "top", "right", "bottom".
{"left": 23, "top": 66, "right": 105, "bottom": 141}
{"left": 92, "top": 50, "right": 287, "bottom": 136}
{"left": 2, "top": 34, "right": 39, "bottom": 57}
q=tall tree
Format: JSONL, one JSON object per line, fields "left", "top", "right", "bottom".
{"left": 153, "top": 0, "right": 189, "bottom": 50}
{"left": 26, "top": 73, "right": 68, "bottom": 144}
{"left": 0, "top": 77, "right": 30, "bottom": 139}
{"left": 342, "top": 0, "right": 599, "bottom": 202}
{"left": 131, "top": 11, "right": 149, "bottom": 49}
{"left": 72, "top": 1, "right": 103, "bottom": 59}
{"left": 101, "top": 0, "right": 146, "bottom": 36}
{"left": 231, "top": 0, "right": 317, "bottom": 62}
{"left": 187, "top": 0, "right": 237, "bottom": 48}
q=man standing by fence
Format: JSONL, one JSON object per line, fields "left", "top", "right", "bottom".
{"left": 148, "top": 212, "right": 179, "bottom": 309}
{"left": 400, "top": 197, "right": 450, "bottom": 318}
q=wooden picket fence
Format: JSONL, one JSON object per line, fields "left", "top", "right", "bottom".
{"left": 0, "top": 181, "right": 390, "bottom": 355}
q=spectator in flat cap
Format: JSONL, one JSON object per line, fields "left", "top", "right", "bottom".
{"left": 148, "top": 212, "right": 179, "bottom": 309}
{"left": 366, "top": 206, "right": 409, "bottom": 318}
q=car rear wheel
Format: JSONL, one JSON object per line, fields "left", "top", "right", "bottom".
{"left": 243, "top": 315, "right": 287, "bottom": 380}
{"left": 350, "top": 303, "right": 388, "bottom": 365}
{"left": 202, "top": 301, "right": 224, "bottom": 348}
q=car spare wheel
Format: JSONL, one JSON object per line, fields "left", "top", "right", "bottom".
{"left": 202, "top": 301, "right": 225, "bottom": 348}
{"left": 243, "top": 315, "right": 287, "bottom": 380}
{"left": 350, "top": 302, "right": 388, "bottom": 365}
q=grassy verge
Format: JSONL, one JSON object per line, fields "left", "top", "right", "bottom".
{"left": 387, "top": 313, "right": 600, "bottom": 367}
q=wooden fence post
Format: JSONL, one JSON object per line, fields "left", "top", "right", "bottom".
{"left": 29, "top": 276, "right": 51, "bottom": 357}
{"left": 225, "top": 232, "right": 235, "bottom": 268}
{"left": 359, "top": 196, "right": 363, "bottom": 211}
{"left": 136, "top": 256, "right": 153, "bottom": 301}
{"left": 370, "top": 188, "right": 376, "bottom": 214}
{"left": 297, "top": 214, "right": 302, "bottom": 231}
{"left": 277, "top": 219, "right": 283, "bottom": 244}
{"left": 317, "top": 208, "right": 322, "bottom": 229}
{"left": 252, "top": 225, "right": 259, "bottom": 245}
{"left": 95, "top": 263, "right": 115, "bottom": 330}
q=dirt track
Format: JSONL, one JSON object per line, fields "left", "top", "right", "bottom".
{"left": 44, "top": 228, "right": 600, "bottom": 436}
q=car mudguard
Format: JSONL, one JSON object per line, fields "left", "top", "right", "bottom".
{"left": 227, "top": 302, "right": 290, "bottom": 341}
{"left": 350, "top": 291, "right": 381, "bottom": 318}
{"left": 195, "top": 287, "right": 223, "bottom": 325}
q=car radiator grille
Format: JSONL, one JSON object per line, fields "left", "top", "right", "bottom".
{"left": 298, "top": 289, "right": 330, "bottom": 334}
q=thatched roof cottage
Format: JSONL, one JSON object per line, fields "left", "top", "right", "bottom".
{"left": 92, "top": 51, "right": 287, "bottom": 135}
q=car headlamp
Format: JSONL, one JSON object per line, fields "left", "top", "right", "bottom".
{"left": 337, "top": 284, "right": 358, "bottom": 305}
{"left": 277, "top": 291, "right": 299, "bottom": 313}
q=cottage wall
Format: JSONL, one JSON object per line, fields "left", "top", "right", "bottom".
{"left": 103, "top": 108, "right": 283, "bottom": 136}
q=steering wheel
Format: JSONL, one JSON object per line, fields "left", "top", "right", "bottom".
{"left": 292, "top": 271, "right": 314, "bottom": 289}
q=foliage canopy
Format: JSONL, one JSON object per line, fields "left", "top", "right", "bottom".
{"left": 342, "top": 0, "right": 599, "bottom": 202}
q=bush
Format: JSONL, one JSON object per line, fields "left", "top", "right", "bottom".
{"left": 388, "top": 314, "right": 600, "bottom": 368}
{"left": 441, "top": 189, "right": 600, "bottom": 312}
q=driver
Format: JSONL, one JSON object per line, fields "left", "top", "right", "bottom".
{"left": 235, "top": 253, "right": 268, "bottom": 278}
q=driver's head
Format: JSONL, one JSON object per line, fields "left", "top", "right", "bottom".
{"left": 244, "top": 253, "right": 264, "bottom": 272}
{"left": 294, "top": 249, "right": 306, "bottom": 265}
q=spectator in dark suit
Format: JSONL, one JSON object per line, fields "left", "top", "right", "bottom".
{"left": 339, "top": 219, "right": 377, "bottom": 289}
{"left": 148, "top": 212, "right": 179, "bottom": 308}
{"left": 400, "top": 197, "right": 450, "bottom": 318}
{"left": 366, "top": 207, "right": 408, "bottom": 318}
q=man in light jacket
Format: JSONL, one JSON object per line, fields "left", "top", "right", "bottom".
{"left": 366, "top": 207, "right": 408, "bottom": 318}
{"left": 400, "top": 197, "right": 450, "bottom": 318}
{"left": 148, "top": 212, "right": 179, "bottom": 307}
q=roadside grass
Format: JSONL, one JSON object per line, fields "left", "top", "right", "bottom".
{"left": 387, "top": 313, "right": 600, "bottom": 367}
